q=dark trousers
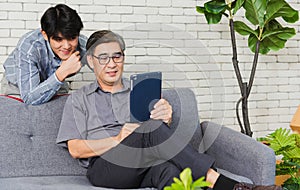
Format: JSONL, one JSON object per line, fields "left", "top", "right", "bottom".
{"left": 87, "top": 120, "right": 215, "bottom": 190}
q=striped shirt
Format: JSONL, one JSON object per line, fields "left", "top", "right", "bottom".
{"left": 3, "top": 28, "right": 87, "bottom": 105}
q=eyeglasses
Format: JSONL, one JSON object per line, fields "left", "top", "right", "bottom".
{"left": 92, "top": 52, "right": 124, "bottom": 65}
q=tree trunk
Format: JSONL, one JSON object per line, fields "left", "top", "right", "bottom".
{"left": 229, "top": 19, "right": 254, "bottom": 137}
{"left": 242, "top": 83, "right": 252, "bottom": 137}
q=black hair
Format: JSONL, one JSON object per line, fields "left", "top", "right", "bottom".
{"left": 40, "top": 4, "right": 83, "bottom": 39}
{"left": 86, "top": 30, "right": 126, "bottom": 55}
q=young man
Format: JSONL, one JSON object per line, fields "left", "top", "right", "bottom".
{"left": 56, "top": 30, "right": 281, "bottom": 190}
{"left": 1, "top": 4, "right": 87, "bottom": 105}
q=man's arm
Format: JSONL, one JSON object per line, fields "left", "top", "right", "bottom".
{"left": 67, "top": 138, "right": 118, "bottom": 159}
{"left": 67, "top": 98, "right": 173, "bottom": 159}
{"left": 17, "top": 48, "right": 62, "bottom": 104}
{"left": 18, "top": 50, "right": 82, "bottom": 105}
{"left": 67, "top": 123, "right": 140, "bottom": 159}
{"left": 55, "top": 51, "right": 82, "bottom": 82}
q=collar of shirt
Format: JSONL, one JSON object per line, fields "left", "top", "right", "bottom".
{"left": 45, "top": 41, "right": 61, "bottom": 68}
{"left": 86, "top": 78, "right": 130, "bottom": 95}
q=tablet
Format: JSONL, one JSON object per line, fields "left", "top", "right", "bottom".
{"left": 130, "top": 72, "right": 162, "bottom": 123}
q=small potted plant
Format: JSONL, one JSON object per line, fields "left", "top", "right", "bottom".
{"left": 264, "top": 128, "right": 300, "bottom": 189}
{"left": 164, "top": 168, "right": 210, "bottom": 190}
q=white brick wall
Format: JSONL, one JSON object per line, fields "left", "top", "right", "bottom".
{"left": 0, "top": 0, "right": 299, "bottom": 138}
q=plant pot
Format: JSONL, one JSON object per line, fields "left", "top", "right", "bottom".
{"left": 290, "top": 125, "right": 300, "bottom": 134}
{"left": 275, "top": 160, "right": 289, "bottom": 186}
{"left": 290, "top": 105, "right": 300, "bottom": 134}
{"left": 275, "top": 174, "right": 291, "bottom": 186}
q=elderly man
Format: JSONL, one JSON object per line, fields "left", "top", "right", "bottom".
{"left": 56, "top": 30, "right": 281, "bottom": 190}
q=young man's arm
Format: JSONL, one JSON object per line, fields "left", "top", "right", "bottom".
{"left": 17, "top": 34, "right": 86, "bottom": 105}
{"left": 55, "top": 51, "right": 82, "bottom": 82}
{"left": 17, "top": 47, "right": 63, "bottom": 105}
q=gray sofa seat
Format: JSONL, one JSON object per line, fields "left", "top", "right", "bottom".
{"left": 0, "top": 88, "right": 276, "bottom": 189}
{"left": 0, "top": 176, "right": 155, "bottom": 190}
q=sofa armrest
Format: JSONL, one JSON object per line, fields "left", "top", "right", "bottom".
{"left": 200, "top": 121, "right": 276, "bottom": 185}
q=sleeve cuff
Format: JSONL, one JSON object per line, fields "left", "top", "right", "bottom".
{"left": 53, "top": 72, "right": 64, "bottom": 85}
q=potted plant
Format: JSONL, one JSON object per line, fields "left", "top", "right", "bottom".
{"left": 290, "top": 105, "right": 300, "bottom": 134}
{"left": 196, "top": 0, "right": 299, "bottom": 136}
{"left": 265, "top": 128, "right": 300, "bottom": 189}
{"left": 164, "top": 168, "right": 210, "bottom": 190}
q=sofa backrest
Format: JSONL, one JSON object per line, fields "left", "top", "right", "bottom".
{"left": 0, "top": 95, "right": 86, "bottom": 178}
{"left": 162, "top": 88, "right": 203, "bottom": 151}
{"left": 0, "top": 88, "right": 202, "bottom": 178}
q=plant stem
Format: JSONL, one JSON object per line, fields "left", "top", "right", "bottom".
{"left": 242, "top": 83, "right": 252, "bottom": 137}
{"left": 243, "top": 41, "right": 260, "bottom": 137}
{"left": 248, "top": 41, "right": 260, "bottom": 96}
{"left": 229, "top": 18, "right": 253, "bottom": 136}
{"left": 236, "top": 97, "right": 245, "bottom": 134}
{"left": 229, "top": 19, "right": 243, "bottom": 93}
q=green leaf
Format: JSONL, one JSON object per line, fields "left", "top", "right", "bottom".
{"left": 171, "top": 183, "right": 185, "bottom": 190}
{"left": 180, "top": 168, "right": 192, "bottom": 189}
{"left": 243, "top": 0, "right": 267, "bottom": 27}
{"left": 262, "top": 19, "right": 296, "bottom": 41}
{"left": 192, "top": 177, "right": 211, "bottom": 188}
{"left": 263, "top": 19, "right": 296, "bottom": 40}
{"left": 248, "top": 34, "right": 270, "bottom": 54}
{"left": 196, "top": 6, "right": 205, "bottom": 14}
{"left": 277, "top": 1, "right": 299, "bottom": 23}
{"left": 164, "top": 178, "right": 185, "bottom": 190}
{"left": 294, "top": 133, "right": 300, "bottom": 147}
{"left": 164, "top": 168, "right": 210, "bottom": 190}
{"left": 205, "top": 13, "right": 223, "bottom": 24}
{"left": 234, "top": 21, "right": 257, "bottom": 37}
{"left": 264, "top": 0, "right": 286, "bottom": 24}
{"left": 196, "top": 6, "right": 223, "bottom": 24}
{"left": 265, "top": 19, "right": 284, "bottom": 31}
{"left": 174, "top": 177, "right": 184, "bottom": 186}
{"left": 261, "top": 27, "right": 296, "bottom": 41}
{"left": 283, "top": 10, "right": 299, "bottom": 23}
{"left": 233, "top": 0, "right": 245, "bottom": 15}
{"left": 265, "top": 0, "right": 299, "bottom": 24}
{"left": 283, "top": 183, "right": 300, "bottom": 190}
{"left": 282, "top": 177, "right": 300, "bottom": 189}
{"left": 284, "top": 147, "right": 300, "bottom": 159}
{"left": 262, "top": 36, "right": 287, "bottom": 52}
{"left": 266, "top": 128, "right": 296, "bottom": 153}
{"left": 204, "top": 0, "right": 227, "bottom": 14}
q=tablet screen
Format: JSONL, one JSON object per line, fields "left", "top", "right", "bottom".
{"left": 130, "top": 72, "right": 162, "bottom": 123}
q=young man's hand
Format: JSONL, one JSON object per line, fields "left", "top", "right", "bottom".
{"left": 150, "top": 99, "right": 172, "bottom": 125}
{"left": 55, "top": 51, "right": 82, "bottom": 81}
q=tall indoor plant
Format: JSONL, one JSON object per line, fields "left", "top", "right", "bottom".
{"left": 196, "top": 0, "right": 299, "bottom": 136}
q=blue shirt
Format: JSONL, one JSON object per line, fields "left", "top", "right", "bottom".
{"left": 3, "top": 29, "right": 87, "bottom": 105}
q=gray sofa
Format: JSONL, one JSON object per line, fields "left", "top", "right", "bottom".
{"left": 0, "top": 88, "right": 276, "bottom": 190}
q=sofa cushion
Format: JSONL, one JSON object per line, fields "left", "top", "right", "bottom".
{"left": 0, "top": 96, "right": 86, "bottom": 178}
{"left": 162, "top": 88, "right": 203, "bottom": 150}
{"left": 0, "top": 176, "right": 156, "bottom": 190}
